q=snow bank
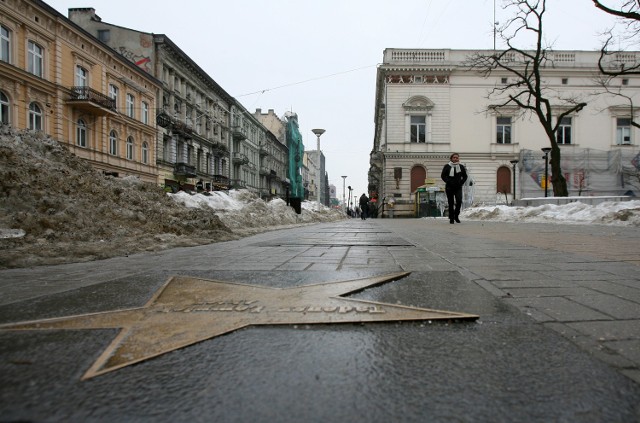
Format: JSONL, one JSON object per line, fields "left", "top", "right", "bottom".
{"left": 461, "top": 200, "right": 640, "bottom": 226}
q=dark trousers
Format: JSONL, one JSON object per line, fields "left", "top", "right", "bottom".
{"left": 445, "top": 187, "right": 462, "bottom": 220}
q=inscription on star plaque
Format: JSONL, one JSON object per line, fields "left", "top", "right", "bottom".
{"left": 0, "top": 272, "right": 478, "bottom": 380}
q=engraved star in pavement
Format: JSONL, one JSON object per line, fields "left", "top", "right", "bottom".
{"left": 0, "top": 272, "right": 478, "bottom": 380}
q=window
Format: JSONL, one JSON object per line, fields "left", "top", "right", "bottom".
{"left": 163, "top": 136, "right": 171, "bottom": 162}
{"left": 126, "top": 93, "right": 134, "bottom": 118}
{"left": 141, "top": 101, "right": 149, "bottom": 124}
{"left": 126, "top": 136, "right": 134, "bottom": 160}
{"left": 617, "top": 118, "right": 632, "bottom": 145}
{"left": 76, "top": 119, "right": 87, "bottom": 147}
{"left": 176, "top": 141, "right": 184, "bottom": 162}
{"left": 0, "top": 91, "right": 9, "bottom": 125}
{"left": 187, "top": 145, "right": 194, "bottom": 165}
{"left": 27, "top": 41, "right": 43, "bottom": 77}
{"left": 74, "top": 66, "right": 88, "bottom": 99}
{"left": 561, "top": 78, "right": 568, "bottom": 85}
{"left": 0, "top": 25, "right": 10, "bottom": 63}
{"left": 97, "top": 29, "right": 110, "bottom": 42}
{"left": 28, "top": 102, "right": 42, "bottom": 130}
{"left": 108, "top": 84, "right": 119, "bottom": 109}
{"left": 410, "top": 116, "right": 426, "bottom": 143}
{"left": 75, "top": 65, "right": 88, "bottom": 87}
{"left": 186, "top": 107, "right": 193, "bottom": 128}
{"left": 142, "top": 141, "right": 149, "bottom": 164}
{"left": 109, "top": 130, "right": 118, "bottom": 155}
{"left": 556, "top": 117, "right": 572, "bottom": 144}
{"left": 497, "top": 116, "right": 512, "bottom": 144}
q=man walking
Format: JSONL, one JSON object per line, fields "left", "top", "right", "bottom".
{"left": 441, "top": 153, "right": 468, "bottom": 224}
{"left": 359, "top": 193, "right": 369, "bottom": 220}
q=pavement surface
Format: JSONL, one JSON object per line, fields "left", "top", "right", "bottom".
{"left": 1, "top": 218, "right": 639, "bottom": 422}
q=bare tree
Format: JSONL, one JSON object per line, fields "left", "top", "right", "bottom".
{"left": 593, "top": 1, "right": 640, "bottom": 129}
{"left": 593, "top": 1, "right": 640, "bottom": 22}
{"left": 467, "top": 0, "right": 587, "bottom": 197}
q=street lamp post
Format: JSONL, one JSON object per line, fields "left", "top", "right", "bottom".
{"left": 312, "top": 129, "right": 325, "bottom": 205}
{"left": 541, "top": 147, "right": 552, "bottom": 197}
{"left": 348, "top": 185, "right": 353, "bottom": 216}
{"left": 341, "top": 175, "right": 347, "bottom": 211}
{"left": 510, "top": 159, "right": 519, "bottom": 203}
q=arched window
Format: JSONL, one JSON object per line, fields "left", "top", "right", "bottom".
{"left": 109, "top": 130, "right": 118, "bottom": 156}
{"left": 410, "top": 165, "right": 427, "bottom": 193}
{"left": 28, "top": 102, "right": 42, "bottom": 130}
{"left": 497, "top": 166, "right": 511, "bottom": 194}
{"left": 0, "top": 91, "right": 9, "bottom": 125}
{"left": 126, "top": 136, "right": 134, "bottom": 160}
{"left": 76, "top": 119, "right": 87, "bottom": 147}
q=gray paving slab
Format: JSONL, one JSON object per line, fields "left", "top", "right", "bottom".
{"left": 0, "top": 219, "right": 639, "bottom": 422}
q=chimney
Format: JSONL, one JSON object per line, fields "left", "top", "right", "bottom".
{"left": 68, "top": 8, "right": 102, "bottom": 22}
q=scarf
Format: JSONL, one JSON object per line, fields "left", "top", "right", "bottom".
{"left": 448, "top": 161, "right": 461, "bottom": 177}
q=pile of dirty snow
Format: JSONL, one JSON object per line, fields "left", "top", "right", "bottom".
{"left": 0, "top": 127, "right": 344, "bottom": 269}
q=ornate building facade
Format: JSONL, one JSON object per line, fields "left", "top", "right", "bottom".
{"left": 1, "top": 0, "right": 161, "bottom": 182}
{"left": 68, "top": 7, "right": 234, "bottom": 191}
{"left": 372, "top": 48, "right": 640, "bottom": 217}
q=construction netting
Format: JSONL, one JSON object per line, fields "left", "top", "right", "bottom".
{"left": 285, "top": 113, "right": 305, "bottom": 200}
{"left": 519, "top": 147, "right": 640, "bottom": 198}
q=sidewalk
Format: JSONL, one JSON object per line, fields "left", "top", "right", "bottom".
{"left": 385, "top": 218, "right": 640, "bottom": 383}
{"left": 1, "top": 218, "right": 639, "bottom": 422}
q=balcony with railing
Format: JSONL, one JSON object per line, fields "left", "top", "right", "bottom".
{"left": 155, "top": 112, "right": 193, "bottom": 136}
{"left": 232, "top": 125, "right": 247, "bottom": 140}
{"left": 174, "top": 162, "right": 197, "bottom": 177}
{"left": 67, "top": 86, "right": 116, "bottom": 115}
{"left": 232, "top": 152, "right": 249, "bottom": 165}
{"left": 230, "top": 179, "right": 247, "bottom": 189}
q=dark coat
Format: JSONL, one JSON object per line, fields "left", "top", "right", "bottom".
{"left": 441, "top": 163, "right": 468, "bottom": 190}
{"left": 359, "top": 194, "right": 369, "bottom": 207}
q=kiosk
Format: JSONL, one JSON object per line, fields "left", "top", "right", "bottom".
{"left": 415, "top": 180, "right": 444, "bottom": 218}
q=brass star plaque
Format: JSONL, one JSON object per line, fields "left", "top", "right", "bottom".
{"left": 0, "top": 272, "right": 478, "bottom": 380}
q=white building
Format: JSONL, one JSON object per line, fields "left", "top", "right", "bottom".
{"left": 372, "top": 48, "right": 640, "bottom": 218}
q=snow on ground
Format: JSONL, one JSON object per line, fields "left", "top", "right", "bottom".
{"left": 169, "top": 190, "right": 344, "bottom": 229}
{"left": 460, "top": 200, "right": 640, "bottom": 226}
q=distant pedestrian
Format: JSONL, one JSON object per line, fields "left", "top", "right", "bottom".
{"left": 359, "top": 193, "right": 369, "bottom": 220}
{"left": 441, "top": 153, "right": 468, "bottom": 224}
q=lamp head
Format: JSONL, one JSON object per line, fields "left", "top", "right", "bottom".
{"left": 541, "top": 147, "right": 552, "bottom": 154}
{"left": 510, "top": 159, "right": 519, "bottom": 164}
{"left": 311, "top": 129, "right": 326, "bottom": 137}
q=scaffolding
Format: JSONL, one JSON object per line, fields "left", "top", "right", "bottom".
{"left": 519, "top": 147, "right": 640, "bottom": 198}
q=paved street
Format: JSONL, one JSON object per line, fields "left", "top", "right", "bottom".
{"left": 1, "top": 218, "right": 639, "bottom": 422}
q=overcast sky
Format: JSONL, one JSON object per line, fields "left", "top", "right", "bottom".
{"left": 47, "top": 0, "right": 619, "bottom": 201}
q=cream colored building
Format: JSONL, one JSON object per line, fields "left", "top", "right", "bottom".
{"left": 68, "top": 7, "right": 234, "bottom": 192}
{"left": 1, "top": 0, "right": 161, "bottom": 182}
{"left": 372, "top": 48, "right": 640, "bottom": 217}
